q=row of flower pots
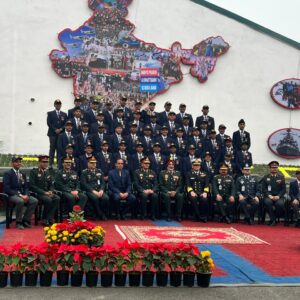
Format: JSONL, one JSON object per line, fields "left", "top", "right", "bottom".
{"left": 0, "top": 270, "right": 211, "bottom": 288}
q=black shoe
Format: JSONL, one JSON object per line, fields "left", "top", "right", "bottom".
{"left": 16, "top": 223, "right": 24, "bottom": 230}
{"left": 116, "top": 214, "right": 121, "bottom": 220}
{"left": 166, "top": 217, "right": 171, "bottom": 222}
{"left": 102, "top": 214, "right": 108, "bottom": 221}
{"left": 176, "top": 216, "right": 182, "bottom": 222}
{"left": 140, "top": 216, "right": 145, "bottom": 220}
{"left": 42, "top": 220, "right": 51, "bottom": 226}
{"left": 200, "top": 217, "right": 207, "bottom": 223}
{"left": 225, "top": 217, "right": 232, "bottom": 224}
{"left": 294, "top": 220, "right": 300, "bottom": 228}
{"left": 268, "top": 220, "right": 276, "bottom": 226}
{"left": 150, "top": 216, "right": 156, "bottom": 221}
{"left": 22, "top": 221, "right": 32, "bottom": 228}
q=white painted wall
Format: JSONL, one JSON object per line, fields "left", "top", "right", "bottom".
{"left": 0, "top": 0, "right": 299, "bottom": 164}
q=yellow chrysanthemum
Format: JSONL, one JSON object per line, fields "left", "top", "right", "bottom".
{"left": 71, "top": 239, "right": 75, "bottom": 243}
{"left": 46, "top": 239, "right": 51, "bottom": 243}
{"left": 51, "top": 236, "right": 57, "bottom": 241}
{"left": 201, "top": 251, "right": 211, "bottom": 258}
{"left": 62, "top": 231, "right": 69, "bottom": 236}
{"left": 62, "top": 237, "right": 67, "bottom": 241}
{"left": 58, "top": 234, "right": 62, "bottom": 238}
{"left": 74, "top": 234, "right": 80, "bottom": 239}
{"left": 44, "top": 227, "right": 49, "bottom": 231}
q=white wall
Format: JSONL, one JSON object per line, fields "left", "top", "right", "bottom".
{"left": 0, "top": 0, "right": 299, "bottom": 164}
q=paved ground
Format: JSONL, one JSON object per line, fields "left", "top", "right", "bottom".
{"left": 0, "top": 287, "right": 299, "bottom": 300}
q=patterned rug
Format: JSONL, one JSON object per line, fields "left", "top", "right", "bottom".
{"left": 115, "top": 225, "right": 268, "bottom": 244}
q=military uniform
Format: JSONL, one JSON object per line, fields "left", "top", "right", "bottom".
{"left": 159, "top": 169, "right": 184, "bottom": 220}
{"left": 29, "top": 167, "right": 60, "bottom": 223}
{"left": 133, "top": 168, "right": 159, "bottom": 219}
{"left": 54, "top": 169, "right": 87, "bottom": 213}
{"left": 261, "top": 172, "right": 286, "bottom": 224}
{"left": 186, "top": 169, "right": 209, "bottom": 221}
{"left": 236, "top": 174, "right": 260, "bottom": 223}
{"left": 80, "top": 168, "right": 109, "bottom": 219}
{"left": 212, "top": 174, "right": 235, "bottom": 220}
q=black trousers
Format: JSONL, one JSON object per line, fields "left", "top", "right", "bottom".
{"left": 49, "top": 135, "right": 58, "bottom": 167}
{"left": 138, "top": 192, "right": 158, "bottom": 218}
{"left": 189, "top": 194, "right": 209, "bottom": 219}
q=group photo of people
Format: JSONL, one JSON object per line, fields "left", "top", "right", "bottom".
{"left": 3, "top": 96, "right": 300, "bottom": 230}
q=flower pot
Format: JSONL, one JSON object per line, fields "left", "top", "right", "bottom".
{"left": 196, "top": 272, "right": 212, "bottom": 287}
{"left": 10, "top": 271, "right": 23, "bottom": 287}
{"left": 0, "top": 271, "right": 8, "bottom": 288}
{"left": 183, "top": 271, "right": 195, "bottom": 287}
{"left": 86, "top": 271, "right": 98, "bottom": 287}
{"left": 170, "top": 271, "right": 182, "bottom": 287}
{"left": 114, "top": 271, "right": 127, "bottom": 287}
{"left": 128, "top": 271, "right": 141, "bottom": 287}
{"left": 25, "top": 270, "right": 38, "bottom": 286}
{"left": 156, "top": 271, "right": 168, "bottom": 287}
{"left": 40, "top": 271, "right": 53, "bottom": 287}
{"left": 71, "top": 271, "right": 83, "bottom": 287}
{"left": 142, "top": 271, "right": 154, "bottom": 287}
{"left": 100, "top": 271, "right": 113, "bottom": 287}
{"left": 57, "top": 270, "right": 69, "bottom": 286}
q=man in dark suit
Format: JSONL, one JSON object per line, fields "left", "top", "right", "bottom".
{"left": 195, "top": 105, "right": 215, "bottom": 130}
{"left": 158, "top": 101, "right": 172, "bottom": 126}
{"left": 96, "top": 140, "right": 113, "bottom": 181}
{"left": 155, "top": 126, "right": 173, "bottom": 156}
{"left": 175, "top": 103, "right": 193, "bottom": 127}
{"left": 201, "top": 152, "right": 216, "bottom": 183}
{"left": 203, "top": 130, "right": 222, "bottom": 165}
{"left": 149, "top": 114, "right": 161, "bottom": 138}
{"left": 173, "top": 128, "right": 188, "bottom": 157}
{"left": 114, "top": 96, "right": 133, "bottom": 123}
{"left": 149, "top": 143, "right": 167, "bottom": 175}
{"left": 187, "top": 127, "right": 204, "bottom": 158}
{"left": 47, "top": 99, "right": 67, "bottom": 168}
{"left": 108, "top": 158, "right": 136, "bottom": 219}
{"left": 103, "top": 102, "right": 114, "bottom": 135}
{"left": 78, "top": 144, "right": 94, "bottom": 175}
{"left": 124, "top": 122, "right": 140, "bottom": 155}
{"left": 289, "top": 170, "right": 300, "bottom": 227}
{"left": 70, "top": 107, "right": 85, "bottom": 136}
{"left": 110, "top": 123, "right": 125, "bottom": 153}
{"left": 57, "top": 120, "right": 75, "bottom": 163}
{"left": 85, "top": 100, "right": 99, "bottom": 125}
{"left": 232, "top": 119, "right": 251, "bottom": 151}
{"left": 139, "top": 126, "right": 154, "bottom": 156}
{"left": 182, "top": 116, "right": 193, "bottom": 141}
{"left": 129, "top": 142, "right": 146, "bottom": 176}
{"left": 216, "top": 124, "right": 230, "bottom": 148}
{"left": 165, "top": 111, "right": 179, "bottom": 138}
{"left": 182, "top": 145, "right": 200, "bottom": 179}
{"left": 112, "top": 140, "right": 130, "bottom": 169}
{"left": 90, "top": 111, "right": 106, "bottom": 134}
{"left": 141, "top": 101, "right": 159, "bottom": 125}
{"left": 235, "top": 142, "right": 253, "bottom": 176}
{"left": 75, "top": 122, "right": 93, "bottom": 157}
{"left": 131, "top": 110, "right": 144, "bottom": 136}
{"left": 67, "top": 96, "right": 82, "bottom": 119}
{"left": 3, "top": 157, "right": 38, "bottom": 229}
{"left": 91, "top": 124, "right": 110, "bottom": 155}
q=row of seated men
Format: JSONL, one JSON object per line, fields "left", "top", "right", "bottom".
{"left": 3, "top": 156, "right": 300, "bottom": 229}
{"left": 47, "top": 97, "right": 251, "bottom": 168}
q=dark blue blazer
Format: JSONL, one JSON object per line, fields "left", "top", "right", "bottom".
{"left": 139, "top": 136, "right": 154, "bottom": 156}
{"left": 70, "top": 117, "right": 85, "bottom": 136}
{"left": 201, "top": 161, "right": 216, "bottom": 182}
{"left": 173, "top": 138, "right": 188, "bottom": 157}
{"left": 232, "top": 130, "right": 251, "bottom": 151}
{"left": 47, "top": 110, "right": 67, "bottom": 137}
{"left": 75, "top": 133, "right": 93, "bottom": 157}
{"left": 108, "top": 169, "right": 132, "bottom": 194}
{"left": 154, "top": 136, "right": 173, "bottom": 156}
{"left": 182, "top": 126, "right": 193, "bottom": 140}
{"left": 235, "top": 151, "right": 253, "bottom": 175}
{"left": 113, "top": 107, "right": 133, "bottom": 122}
{"left": 203, "top": 139, "right": 222, "bottom": 164}
{"left": 216, "top": 134, "right": 230, "bottom": 148}
{"left": 91, "top": 133, "right": 110, "bottom": 154}
{"left": 175, "top": 113, "right": 193, "bottom": 128}
{"left": 85, "top": 109, "right": 98, "bottom": 125}
{"left": 182, "top": 156, "right": 200, "bottom": 179}
{"left": 103, "top": 110, "right": 114, "bottom": 134}
{"left": 112, "top": 151, "right": 130, "bottom": 169}
{"left": 164, "top": 121, "right": 179, "bottom": 138}
{"left": 187, "top": 137, "right": 205, "bottom": 158}
{"left": 110, "top": 134, "right": 124, "bottom": 153}
{"left": 289, "top": 180, "right": 300, "bottom": 200}
{"left": 90, "top": 122, "right": 106, "bottom": 134}
{"left": 3, "top": 169, "right": 29, "bottom": 196}
{"left": 141, "top": 110, "right": 159, "bottom": 125}
{"left": 148, "top": 123, "right": 161, "bottom": 138}
{"left": 149, "top": 153, "right": 167, "bottom": 175}
{"left": 157, "top": 111, "right": 170, "bottom": 126}
{"left": 57, "top": 132, "right": 75, "bottom": 158}
{"left": 96, "top": 152, "right": 113, "bottom": 177}
{"left": 195, "top": 115, "right": 215, "bottom": 130}
{"left": 129, "top": 153, "right": 146, "bottom": 175}
{"left": 124, "top": 135, "right": 141, "bottom": 155}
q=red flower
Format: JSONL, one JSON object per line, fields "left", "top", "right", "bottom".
{"left": 73, "top": 205, "right": 82, "bottom": 213}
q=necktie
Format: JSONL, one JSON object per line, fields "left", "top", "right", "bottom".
{"left": 84, "top": 133, "right": 87, "bottom": 143}
{"left": 57, "top": 111, "right": 60, "bottom": 118}
{"left": 67, "top": 133, "right": 71, "bottom": 143}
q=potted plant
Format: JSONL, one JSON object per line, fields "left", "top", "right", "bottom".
{"left": 82, "top": 247, "right": 98, "bottom": 287}
{"left": 23, "top": 245, "right": 39, "bottom": 286}
{"left": 168, "top": 243, "right": 184, "bottom": 287}
{"left": 151, "top": 243, "right": 170, "bottom": 287}
{"left": 181, "top": 245, "right": 199, "bottom": 287}
{"left": 141, "top": 244, "right": 154, "bottom": 287}
{"left": 5, "top": 243, "right": 27, "bottom": 287}
{"left": 55, "top": 244, "right": 73, "bottom": 286}
{"left": 0, "top": 246, "right": 9, "bottom": 288}
{"left": 127, "top": 242, "right": 142, "bottom": 287}
{"left": 195, "top": 250, "right": 214, "bottom": 287}
{"left": 113, "top": 244, "right": 129, "bottom": 287}
{"left": 36, "top": 243, "right": 58, "bottom": 287}
{"left": 97, "top": 245, "right": 115, "bottom": 287}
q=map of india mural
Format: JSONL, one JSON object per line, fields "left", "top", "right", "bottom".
{"left": 50, "top": 0, "right": 229, "bottom": 107}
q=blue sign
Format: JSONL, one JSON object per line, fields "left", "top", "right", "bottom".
{"left": 140, "top": 83, "right": 159, "bottom": 93}
{"left": 140, "top": 77, "right": 159, "bottom": 83}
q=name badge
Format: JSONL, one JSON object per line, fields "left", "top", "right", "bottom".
{"left": 241, "top": 186, "right": 245, "bottom": 192}
{"left": 97, "top": 180, "right": 100, "bottom": 185}
{"left": 219, "top": 185, "right": 222, "bottom": 190}
{"left": 268, "top": 185, "right": 272, "bottom": 192}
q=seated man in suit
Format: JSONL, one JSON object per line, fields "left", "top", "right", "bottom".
{"left": 289, "top": 170, "right": 300, "bottom": 227}
{"left": 29, "top": 155, "right": 60, "bottom": 226}
{"left": 159, "top": 160, "right": 184, "bottom": 222}
{"left": 3, "top": 157, "right": 38, "bottom": 229}
{"left": 80, "top": 156, "right": 109, "bottom": 220}
{"left": 133, "top": 157, "right": 159, "bottom": 220}
{"left": 55, "top": 157, "right": 87, "bottom": 214}
{"left": 108, "top": 158, "right": 136, "bottom": 219}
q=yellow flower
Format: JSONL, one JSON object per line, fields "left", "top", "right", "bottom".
{"left": 46, "top": 239, "right": 51, "bottom": 243}
{"left": 51, "top": 236, "right": 57, "bottom": 241}
{"left": 71, "top": 239, "right": 75, "bottom": 243}
{"left": 62, "top": 231, "right": 68, "bottom": 236}
{"left": 58, "top": 234, "right": 62, "bottom": 238}
{"left": 69, "top": 233, "right": 73, "bottom": 236}
{"left": 75, "top": 234, "right": 80, "bottom": 239}
{"left": 207, "top": 258, "right": 213, "bottom": 265}
{"left": 62, "top": 237, "right": 68, "bottom": 241}
{"left": 201, "top": 251, "right": 211, "bottom": 258}
{"left": 44, "top": 227, "right": 49, "bottom": 231}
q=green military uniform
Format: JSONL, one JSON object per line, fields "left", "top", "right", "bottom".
{"left": 29, "top": 168, "right": 60, "bottom": 223}
{"left": 54, "top": 169, "right": 87, "bottom": 213}
{"left": 133, "top": 168, "right": 158, "bottom": 219}
{"left": 236, "top": 174, "right": 260, "bottom": 223}
{"left": 159, "top": 170, "right": 184, "bottom": 221}
{"left": 212, "top": 174, "right": 235, "bottom": 220}
{"left": 261, "top": 173, "right": 286, "bottom": 224}
{"left": 186, "top": 170, "right": 209, "bottom": 221}
{"left": 80, "top": 168, "right": 109, "bottom": 219}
